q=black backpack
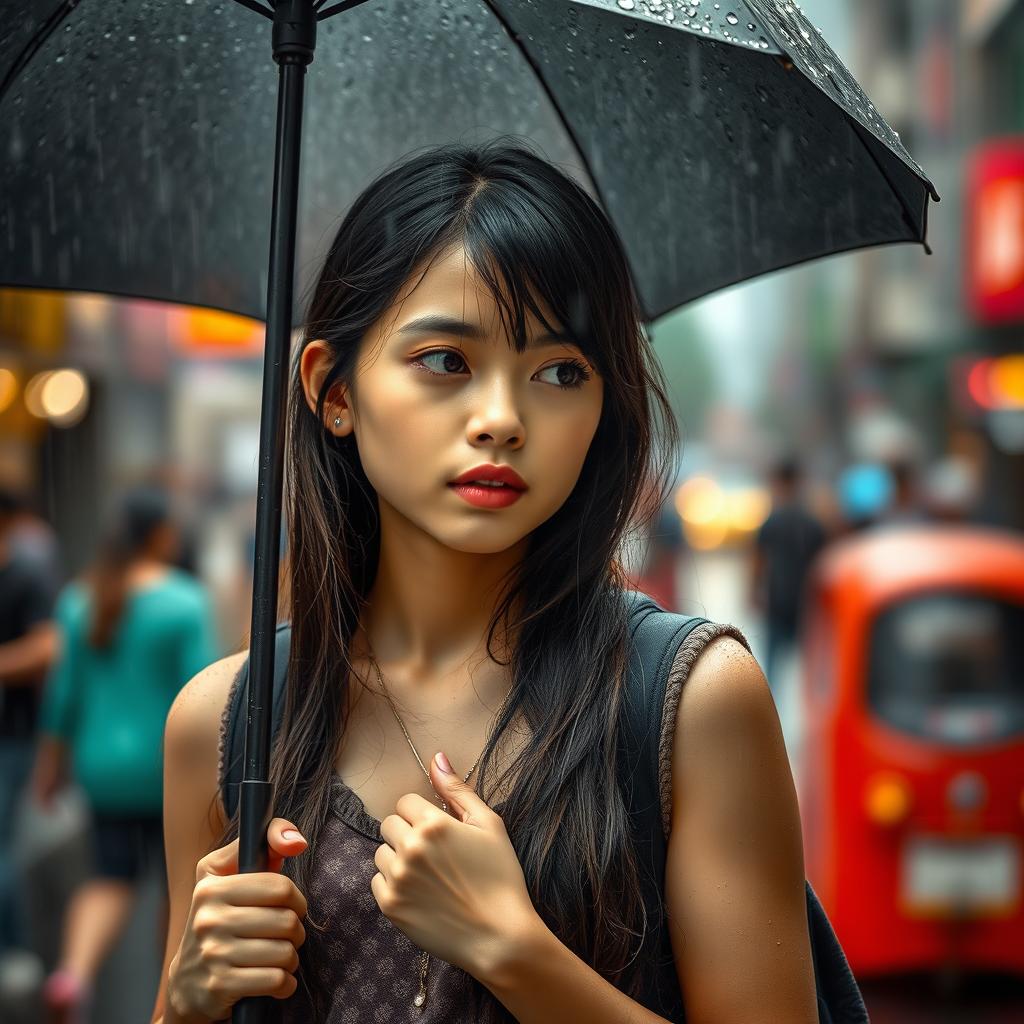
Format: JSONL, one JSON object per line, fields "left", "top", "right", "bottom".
{"left": 222, "top": 590, "right": 868, "bottom": 1023}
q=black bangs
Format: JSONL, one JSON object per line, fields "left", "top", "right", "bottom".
{"left": 458, "top": 165, "right": 602, "bottom": 368}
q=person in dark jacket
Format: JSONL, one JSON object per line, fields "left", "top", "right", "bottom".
{"left": 752, "top": 460, "right": 827, "bottom": 694}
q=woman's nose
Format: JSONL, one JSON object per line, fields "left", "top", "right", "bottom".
{"left": 467, "top": 382, "right": 525, "bottom": 447}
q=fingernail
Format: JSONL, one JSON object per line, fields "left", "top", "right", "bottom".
{"left": 282, "top": 829, "right": 305, "bottom": 842}
{"left": 434, "top": 751, "right": 453, "bottom": 775}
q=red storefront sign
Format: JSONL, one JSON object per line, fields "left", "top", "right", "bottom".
{"left": 966, "top": 139, "right": 1024, "bottom": 325}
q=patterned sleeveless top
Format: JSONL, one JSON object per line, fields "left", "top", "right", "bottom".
{"left": 216, "top": 622, "right": 748, "bottom": 1022}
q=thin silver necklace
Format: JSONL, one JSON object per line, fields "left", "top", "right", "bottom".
{"left": 365, "top": 646, "right": 514, "bottom": 1010}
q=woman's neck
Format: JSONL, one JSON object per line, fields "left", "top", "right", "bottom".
{"left": 357, "top": 507, "right": 526, "bottom": 687}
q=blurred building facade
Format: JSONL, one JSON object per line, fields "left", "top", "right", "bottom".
{"left": 776, "top": 0, "right": 1024, "bottom": 528}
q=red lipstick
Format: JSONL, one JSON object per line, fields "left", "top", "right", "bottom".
{"left": 448, "top": 463, "right": 527, "bottom": 508}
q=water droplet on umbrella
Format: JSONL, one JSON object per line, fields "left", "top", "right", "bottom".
{"left": 617, "top": 0, "right": 635, "bottom": 9}
{"left": 726, "top": 12, "right": 738, "bottom": 24}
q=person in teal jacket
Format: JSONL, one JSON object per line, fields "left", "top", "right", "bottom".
{"left": 29, "top": 483, "right": 219, "bottom": 1023}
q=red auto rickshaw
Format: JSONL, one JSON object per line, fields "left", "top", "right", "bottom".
{"left": 799, "top": 525, "right": 1024, "bottom": 977}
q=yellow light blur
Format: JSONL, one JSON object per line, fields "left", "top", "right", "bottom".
{"left": 41, "top": 369, "right": 89, "bottom": 425}
{"left": 865, "top": 773, "right": 912, "bottom": 827}
{"left": 728, "top": 487, "right": 771, "bottom": 532}
{"left": 676, "top": 476, "right": 725, "bottom": 524}
{"left": 685, "top": 518, "right": 729, "bottom": 551}
{"left": 0, "top": 368, "right": 17, "bottom": 414}
{"left": 23, "top": 371, "right": 54, "bottom": 418}
{"left": 991, "top": 355, "right": 1024, "bottom": 406}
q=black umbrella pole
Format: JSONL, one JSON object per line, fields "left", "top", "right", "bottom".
{"left": 234, "top": 4, "right": 316, "bottom": 1023}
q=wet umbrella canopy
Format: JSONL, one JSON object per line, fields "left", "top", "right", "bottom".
{"left": 1, "top": 4, "right": 937, "bottom": 1017}
{"left": 1, "top": 0, "right": 939, "bottom": 324}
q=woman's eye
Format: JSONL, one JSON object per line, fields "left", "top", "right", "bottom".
{"left": 535, "top": 360, "right": 592, "bottom": 390}
{"left": 414, "top": 349, "right": 469, "bottom": 376}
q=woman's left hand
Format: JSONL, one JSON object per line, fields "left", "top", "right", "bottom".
{"left": 371, "top": 750, "right": 540, "bottom": 980}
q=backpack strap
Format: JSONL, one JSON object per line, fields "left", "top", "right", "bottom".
{"left": 618, "top": 589, "right": 709, "bottom": 822}
{"left": 617, "top": 589, "right": 709, "bottom": 1019}
{"left": 221, "top": 621, "right": 293, "bottom": 822}
{"left": 617, "top": 589, "right": 868, "bottom": 1024}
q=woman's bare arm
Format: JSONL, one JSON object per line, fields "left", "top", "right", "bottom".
{"left": 150, "top": 651, "right": 248, "bottom": 1024}
{"left": 664, "top": 636, "right": 817, "bottom": 1024}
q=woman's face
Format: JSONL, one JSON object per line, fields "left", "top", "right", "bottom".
{"left": 301, "top": 244, "right": 604, "bottom": 555}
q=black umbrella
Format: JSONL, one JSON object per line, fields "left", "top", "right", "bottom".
{"left": 2, "top": 0, "right": 939, "bottom": 321}
{"left": 1, "top": 2, "right": 938, "bottom": 1019}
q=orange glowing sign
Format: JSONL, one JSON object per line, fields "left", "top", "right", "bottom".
{"left": 170, "top": 306, "right": 265, "bottom": 358}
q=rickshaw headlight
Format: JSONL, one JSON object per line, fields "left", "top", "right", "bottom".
{"left": 865, "top": 773, "right": 912, "bottom": 826}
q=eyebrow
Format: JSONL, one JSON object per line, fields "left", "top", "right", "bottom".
{"left": 397, "top": 314, "right": 574, "bottom": 348}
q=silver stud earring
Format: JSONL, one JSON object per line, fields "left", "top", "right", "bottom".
{"left": 334, "top": 416, "right": 342, "bottom": 428}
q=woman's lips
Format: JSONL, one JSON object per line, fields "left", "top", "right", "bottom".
{"left": 447, "top": 482, "right": 525, "bottom": 508}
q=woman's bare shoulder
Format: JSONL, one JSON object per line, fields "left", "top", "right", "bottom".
{"left": 165, "top": 649, "right": 250, "bottom": 761}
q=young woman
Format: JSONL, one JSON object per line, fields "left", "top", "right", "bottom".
{"left": 32, "top": 483, "right": 219, "bottom": 1022}
{"left": 152, "top": 140, "right": 817, "bottom": 1024}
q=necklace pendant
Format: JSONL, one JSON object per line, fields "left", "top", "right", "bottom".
{"left": 413, "top": 950, "right": 429, "bottom": 1009}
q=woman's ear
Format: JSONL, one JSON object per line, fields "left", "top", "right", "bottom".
{"left": 300, "top": 339, "right": 354, "bottom": 438}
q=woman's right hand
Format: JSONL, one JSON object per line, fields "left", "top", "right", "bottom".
{"left": 165, "top": 817, "right": 309, "bottom": 1023}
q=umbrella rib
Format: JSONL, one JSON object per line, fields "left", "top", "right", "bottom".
{"left": 228, "top": 0, "right": 275, "bottom": 18}
{"left": 848, "top": 118, "right": 935, "bottom": 256}
{"left": 316, "top": 0, "right": 376, "bottom": 19}
{"left": 0, "top": 0, "right": 82, "bottom": 106}
{"left": 476, "top": 0, "right": 633, "bottom": 306}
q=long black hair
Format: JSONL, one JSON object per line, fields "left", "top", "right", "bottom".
{"left": 219, "top": 137, "right": 680, "bottom": 1019}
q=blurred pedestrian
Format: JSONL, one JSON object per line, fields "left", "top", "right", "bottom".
{"left": 752, "top": 459, "right": 827, "bottom": 693}
{"left": 30, "top": 483, "right": 219, "bottom": 1023}
{"left": 883, "top": 458, "right": 925, "bottom": 525}
{"left": 923, "top": 456, "right": 979, "bottom": 522}
{"left": 3, "top": 486, "right": 63, "bottom": 595}
{"left": 0, "top": 485, "right": 60, "bottom": 958}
